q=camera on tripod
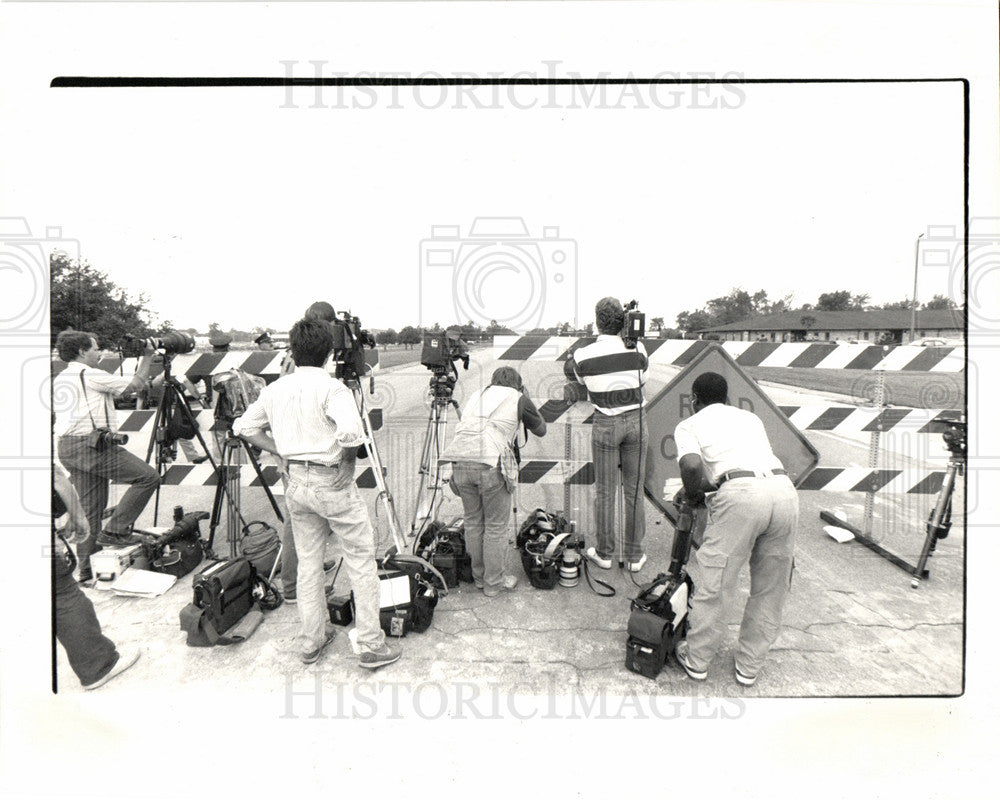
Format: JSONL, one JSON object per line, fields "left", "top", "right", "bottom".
{"left": 941, "top": 419, "right": 967, "bottom": 456}
{"left": 329, "top": 311, "right": 376, "bottom": 382}
{"left": 121, "top": 330, "right": 196, "bottom": 359}
{"left": 421, "top": 329, "right": 470, "bottom": 375}
{"left": 622, "top": 300, "right": 645, "bottom": 349}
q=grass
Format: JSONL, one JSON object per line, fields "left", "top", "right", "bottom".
{"left": 745, "top": 367, "right": 964, "bottom": 410}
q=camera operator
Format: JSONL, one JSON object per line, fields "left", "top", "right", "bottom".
{"left": 233, "top": 317, "right": 401, "bottom": 669}
{"left": 53, "top": 330, "right": 161, "bottom": 584}
{"left": 564, "top": 297, "right": 649, "bottom": 571}
{"left": 440, "top": 367, "right": 547, "bottom": 596}
{"left": 671, "top": 371, "right": 798, "bottom": 687}
{"left": 52, "top": 466, "right": 141, "bottom": 689}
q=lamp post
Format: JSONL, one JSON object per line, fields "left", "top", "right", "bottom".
{"left": 909, "top": 233, "right": 925, "bottom": 343}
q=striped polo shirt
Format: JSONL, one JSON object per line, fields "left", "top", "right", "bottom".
{"left": 568, "top": 335, "right": 649, "bottom": 416}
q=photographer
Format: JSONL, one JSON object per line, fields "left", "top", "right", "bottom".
{"left": 671, "top": 372, "right": 798, "bottom": 687}
{"left": 52, "top": 466, "right": 141, "bottom": 689}
{"left": 233, "top": 317, "right": 400, "bottom": 669}
{"left": 53, "top": 330, "right": 161, "bottom": 584}
{"left": 440, "top": 367, "right": 547, "bottom": 597}
{"left": 564, "top": 297, "right": 649, "bottom": 571}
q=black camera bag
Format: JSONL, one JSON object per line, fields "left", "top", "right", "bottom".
{"left": 179, "top": 557, "right": 260, "bottom": 646}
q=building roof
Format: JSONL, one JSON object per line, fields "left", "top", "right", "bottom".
{"left": 696, "top": 308, "right": 965, "bottom": 333}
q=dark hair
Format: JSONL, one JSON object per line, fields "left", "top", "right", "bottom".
{"left": 692, "top": 372, "right": 728, "bottom": 406}
{"left": 490, "top": 366, "right": 524, "bottom": 391}
{"left": 289, "top": 318, "right": 334, "bottom": 368}
{"left": 595, "top": 297, "right": 625, "bottom": 335}
{"left": 304, "top": 301, "right": 336, "bottom": 323}
{"left": 56, "top": 330, "right": 96, "bottom": 362}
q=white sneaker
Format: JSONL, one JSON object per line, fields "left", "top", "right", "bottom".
{"left": 83, "top": 647, "right": 140, "bottom": 690}
{"left": 625, "top": 554, "right": 647, "bottom": 572}
{"left": 585, "top": 547, "right": 612, "bottom": 570}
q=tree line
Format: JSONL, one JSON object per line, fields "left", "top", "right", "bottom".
{"left": 674, "top": 288, "right": 958, "bottom": 336}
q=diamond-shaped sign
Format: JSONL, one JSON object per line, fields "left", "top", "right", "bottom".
{"left": 643, "top": 344, "right": 819, "bottom": 518}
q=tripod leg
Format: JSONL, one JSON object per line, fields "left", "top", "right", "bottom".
{"left": 912, "top": 461, "right": 959, "bottom": 588}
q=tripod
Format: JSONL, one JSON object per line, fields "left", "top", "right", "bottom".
{"left": 343, "top": 376, "right": 407, "bottom": 556}
{"left": 144, "top": 355, "right": 224, "bottom": 525}
{"left": 911, "top": 425, "right": 965, "bottom": 589}
{"left": 207, "top": 431, "right": 284, "bottom": 561}
{"left": 411, "top": 367, "right": 461, "bottom": 546}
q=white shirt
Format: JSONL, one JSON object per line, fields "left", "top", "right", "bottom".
{"left": 673, "top": 403, "right": 784, "bottom": 484}
{"left": 52, "top": 362, "right": 131, "bottom": 436}
{"left": 232, "top": 366, "right": 364, "bottom": 465}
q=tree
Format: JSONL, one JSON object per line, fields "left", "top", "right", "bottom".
{"left": 815, "top": 290, "right": 853, "bottom": 312}
{"left": 377, "top": 328, "right": 398, "bottom": 347}
{"left": 880, "top": 299, "right": 912, "bottom": 310}
{"left": 398, "top": 326, "right": 422, "bottom": 349}
{"left": 50, "top": 253, "right": 156, "bottom": 348}
{"left": 923, "top": 294, "right": 957, "bottom": 310}
{"left": 851, "top": 293, "right": 870, "bottom": 310}
{"left": 649, "top": 316, "right": 665, "bottom": 333}
{"left": 676, "top": 309, "right": 714, "bottom": 334}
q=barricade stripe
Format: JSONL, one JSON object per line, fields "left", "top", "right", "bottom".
{"left": 787, "top": 344, "right": 835, "bottom": 369}
{"left": 908, "top": 472, "right": 946, "bottom": 494}
{"left": 806, "top": 407, "right": 855, "bottom": 430}
{"left": 734, "top": 342, "right": 782, "bottom": 366}
{"left": 843, "top": 346, "right": 888, "bottom": 370}
{"left": 567, "top": 463, "right": 595, "bottom": 485}
{"left": 849, "top": 469, "right": 901, "bottom": 493}
{"left": 859, "top": 408, "right": 912, "bottom": 432}
{"left": 539, "top": 399, "right": 574, "bottom": 423}
{"left": 518, "top": 460, "right": 558, "bottom": 484}
{"left": 117, "top": 410, "right": 155, "bottom": 432}
{"left": 496, "top": 336, "right": 551, "bottom": 361}
{"left": 900, "top": 347, "right": 951, "bottom": 372}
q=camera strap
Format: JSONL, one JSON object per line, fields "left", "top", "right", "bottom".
{"left": 581, "top": 557, "right": 616, "bottom": 597}
{"left": 79, "top": 369, "right": 111, "bottom": 432}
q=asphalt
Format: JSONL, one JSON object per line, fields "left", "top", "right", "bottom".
{"left": 57, "top": 350, "right": 965, "bottom": 699}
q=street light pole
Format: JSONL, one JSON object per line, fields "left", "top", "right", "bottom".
{"left": 909, "top": 233, "right": 925, "bottom": 343}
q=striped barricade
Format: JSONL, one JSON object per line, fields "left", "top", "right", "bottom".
{"left": 493, "top": 336, "right": 964, "bottom": 372}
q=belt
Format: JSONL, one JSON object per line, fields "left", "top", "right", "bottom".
{"left": 286, "top": 459, "right": 341, "bottom": 469}
{"left": 716, "top": 468, "right": 787, "bottom": 487}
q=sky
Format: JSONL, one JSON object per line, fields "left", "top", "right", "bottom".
{"left": 11, "top": 78, "right": 967, "bottom": 334}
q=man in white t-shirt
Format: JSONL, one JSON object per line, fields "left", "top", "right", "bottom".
{"left": 672, "top": 371, "right": 799, "bottom": 687}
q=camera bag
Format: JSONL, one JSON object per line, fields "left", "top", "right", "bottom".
{"left": 239, "top": 521, "right": 280, "bottom": 576}
{"left": 179, "top": 557, "right": 262, "bottom": 646}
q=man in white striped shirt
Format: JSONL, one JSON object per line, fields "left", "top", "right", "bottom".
{"left": 565, "top": 297, "right": 650, "bottom": 571}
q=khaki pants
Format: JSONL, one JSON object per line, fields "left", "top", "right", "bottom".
{"left": 685, "top": 475, "right": 799, "bottom": 675}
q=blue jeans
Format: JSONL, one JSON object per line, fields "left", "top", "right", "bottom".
{"left": 451, "top": 462, "right": 513, "bottom": 592}
{"left": 684, "top": 476, "right": 799, "bottom": 674}
{"left": 284, "top": 463, "right": 384, "bottom": 655}
{"left": 57, "top": 435, "right": 161, "bottom": 571}
{"left": 52, "top": 542, "right": 119, "bottom": 687}
{"left": 591, "top": 409, "right": 647, "bottom": 561}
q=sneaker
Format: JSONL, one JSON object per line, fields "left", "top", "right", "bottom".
{"left": 674, "top": 640, "right": 708, "bottom": 681}
{"left": 283, "top": 590, "right": 297, "bottom": 605}
{"left": 77, "top": 572, "right": 96, "bottom": 587}
{"left": 301, "top": 628, "right": 336, "bottom": 664}
{"left": 96, "top": 530, "right": 142, "bottom": 548}
{"left": 585, "top": 547, "right": 612, "bottom": 570}
{"left": 625, "top": 554, "right": 647, "bottom": 572}
{"left": 734, "top": 662, "right": 757, "bottom": 687}
{"left": 483, "top": 574, "right": 518, "bottom": 597}
{"left": 83, "top": 648, "right": 140, "bottom": 690}
{"left": 359, "top": 641, "right": 402, "bottom": 670}
{"left": 473, "top": 579, "right": 484, "bottom": 590}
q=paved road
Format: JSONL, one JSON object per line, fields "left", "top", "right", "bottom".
{"left": 63, "top": 347, "right": 963, "bottom": 698}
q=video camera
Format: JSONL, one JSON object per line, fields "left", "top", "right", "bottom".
{"left": 136, "top": 507, "right": 209, "bottom": 578}
{"left": 924, "top": 416, "right": 967, "bottom": 457}
{"left": 421, "top": 329, "right": 470, "bottom": 375}
{"left": 622, "top": 300, "right": 645, "bottom": 349}
{"left": 122, "top": 330, "right": 196, "bottom": 359}
{"left": 328, "top": 311, "right": 376, "bottom": 382}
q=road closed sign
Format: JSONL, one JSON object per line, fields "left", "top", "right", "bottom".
{"left": 643, "top": 344, "right": 819, "bottom": 518}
